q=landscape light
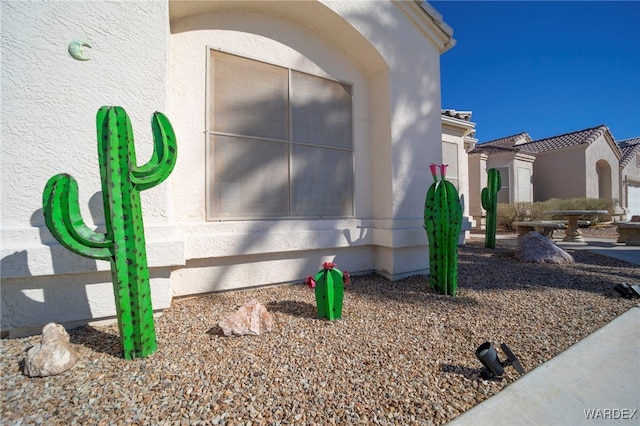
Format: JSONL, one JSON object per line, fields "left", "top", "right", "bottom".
{"left": 475, "top": 342, "right": 525, "bottom": 381}
{"left": 614, "top": 283, "right": 640, "bottom": 299}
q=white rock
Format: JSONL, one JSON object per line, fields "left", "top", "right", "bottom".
{"left": 24, "top": 323, "right": 79, "bottom": 377}
{"left": 218, "top": 299, "right": 274, "bottom": 337}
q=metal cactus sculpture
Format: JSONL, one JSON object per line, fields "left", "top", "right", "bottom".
{"left": 42, "top": 106, "right": 177, "bottom": 360}
{"left": 306, "top": 262, "right": 345, "bottom": 320}
{"left": 481, "top": 168, "right": 501, "bottom": 249}
{"left": 424, "top": 164, "right": 462, "bottom": 296}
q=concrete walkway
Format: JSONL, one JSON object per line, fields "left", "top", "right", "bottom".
{"left": 448, "top": 307, "right": 640, "bottom": 426}
{"left": 450, "top": 235, "right": 640, "bottom": 425}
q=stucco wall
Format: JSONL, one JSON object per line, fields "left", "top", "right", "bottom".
{"left": 167, "top": 0, "right": 445, "bottom": 297}
{"left": 468, "top": 152, "right": 487, "bottom": 228}
{"left": 1, "top": 0, "right": 175, "bottom": 334}
{"left": 2, "top": 0, "right": 448, "bottom": 334}
{"left": 585, "top": 135, "right": 620, "bottom": 202}
{"left": 621, "top": 151, "right": 640, "bottom": 217}
{"left": 441, "top": 118, "right": 475, "bottom": 239}
{"left": 622, "top": 153, "right": 640, "bottom": 185}
{"left": 533, "top": 147, "right": 587, "bottom": 201}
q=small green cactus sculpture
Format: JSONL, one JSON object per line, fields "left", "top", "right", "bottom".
{"left": 481, "top": 168, "right": 501, "bottom": 249}
{"left": 424, "top": 164, "right": 462, "bottom": 296}
{"left": 42, "top": 106, "right": 177, "bottom": 360}
{"left": 307, "top": 262, "right": 345, "bottom": 320}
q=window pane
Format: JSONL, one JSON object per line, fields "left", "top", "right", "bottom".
{"left": 291, "top": 145, "right": 353, "bottom": 217}
{"left": 291, "top": 71, "right": 352, "bottom": 148}
{"left": 209, "top": 135, "right": 289, "bottom": 217}
{"left": 497, "top": 167, "right": 510, "bottom": 204}
{"left": 211, "top": 51, "right": 289, "bottom": 140}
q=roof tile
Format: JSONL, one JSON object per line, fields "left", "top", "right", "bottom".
{"left": 618, "top": 137, "right": 640, "bottom": 167}
{"left": 515, "top": 125, "right": 609, "bottom": 154}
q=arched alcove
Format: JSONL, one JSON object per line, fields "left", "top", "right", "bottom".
{"left": 596, "top": 159, "right": 612, "bottom": 200}
{"left": 168, "top": 0, "right": 391, "bottom": 222}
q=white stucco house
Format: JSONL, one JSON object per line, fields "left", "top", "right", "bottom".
{"left": 468, "top": 132, "right": 536, "bottom": 228}
{"left": 618, "top": 137, "right": 640, "bottom": 218}
{"left": 1, "top": 0, "right": 456, "bottom": 336}
{"left": 441, "top": 109, "right": 477, "bottom": 241}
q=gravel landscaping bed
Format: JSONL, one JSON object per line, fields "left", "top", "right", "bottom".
{"left": 1, "top": 240, "right": 638, "bottom": 425}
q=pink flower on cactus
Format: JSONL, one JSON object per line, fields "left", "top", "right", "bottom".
{"left": 429, "top": 163, "right": 438, "bottom": 181}
{"left": 322, "top": 262, "right": 336, "bottom": 270}
{"left": 343, "top": 270, "right": 351, "bottom": 285}
{"left": 439, "top": 164, "right": 448, "bottom": 179}
{"left": 306, "top": 276, "right": 316, "bottom": 289}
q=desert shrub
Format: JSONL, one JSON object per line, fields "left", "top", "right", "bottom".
{"left": 497, "top": 202, "right": 532, "bottom": 231}
{"left": 543, "top": 198, "right": 615, "bottom": 222}
{"left": 496, "top": 198, "right": 616, "bottom": 230}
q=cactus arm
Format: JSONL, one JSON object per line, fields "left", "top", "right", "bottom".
{"left": 131, "top": 112, "right": 177, "bottom": 191}
{"left": 42, "top": 174, "right": 112, "bottom": 260}
{"left": 424, "top": 181, "right": 439, "bottom": 286}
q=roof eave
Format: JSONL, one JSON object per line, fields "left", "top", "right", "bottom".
{"left": 393, "top": 0, "right": 456, "bottom": 54}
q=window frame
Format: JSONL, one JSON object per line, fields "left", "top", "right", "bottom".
{"left": 205, "top": 48, "right": 356, "bottom": 221}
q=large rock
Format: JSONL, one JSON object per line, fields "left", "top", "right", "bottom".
{"left": 219, "top": 300, "right": 274, "bottom": 337}
{"left": 24, "top": 323, "right": 79, "bottom": 377}
{"left": 514, "top": 231, "right": 574, "bottom": 264}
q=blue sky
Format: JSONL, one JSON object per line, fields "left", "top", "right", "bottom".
{"left": 431, "top": 1, "right": 640, "bottom": 143}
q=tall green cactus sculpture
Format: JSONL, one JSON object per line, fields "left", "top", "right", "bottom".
{"left": 307, "top": 262, "right": 345, "bottom": 320}
{"left": 424, "top": 164, "right": 462, "bottom": 296}
{"left": 481, "top": 168, "right": 501, "bottom": 249}
{"left": 42, "top": 106, "right": 177, "bottom": 360}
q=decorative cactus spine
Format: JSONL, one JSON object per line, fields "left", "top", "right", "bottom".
{"left": 312, "top": 262, "right": 344, "bottom": 320}
{"left": 42, "top": 106, "right": 177, "bottom": 360}
{"left": 423, "top": 164, "right": 462, "bottom": 296}
{"left": 481, "top": 168, "right": 501, "bottom": 249}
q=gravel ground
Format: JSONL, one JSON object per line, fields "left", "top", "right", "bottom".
{"left": 1, "top": 238, "right": 638, "bottom": 425}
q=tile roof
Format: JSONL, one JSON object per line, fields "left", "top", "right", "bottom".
{"left": 481, "top": 132, "right": 532, "bottom": 147}
{"left": 618, "top": 137, "right": 640, "bottom": 168}
{"left": 514, "top": 125, "right": 610, "bottom": 154}
{"left": 471, "top": 132, "right": 535, "bottom": 155}
{"left": 471, "top": 125, "right": 637, "bottom": 167}
{"left": 469, "top": 143, "right": 538, "bottom": 157}
{"left": 441, "top": 109, "right": 472, "bottom": 121}
{"left": 618, "top": 137, "right": 640, "bottom": 147}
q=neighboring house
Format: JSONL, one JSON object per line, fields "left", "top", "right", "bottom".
{"left": 618, "top": 137, "right": 640, "bottom": 217}
{"left": 469, "top": 125, "right": 633, "bottom": 228}
{"left": 1, "top": 1, "right": 455, "bottom": 336}
{"left": 441, "top": 109, "right": 477, "bottom": 242}
{"left": 468, "top": 132, "right": 536, "bottom": 227}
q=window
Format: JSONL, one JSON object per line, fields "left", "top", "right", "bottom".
{"left": 207, "top": 50, "right": 354, "bottom": 220}
{"left": 517, "top": 167, "right": 531, "bottom": 202}
{"left": 442, "top": 142, "right": 459, "bottom": 190}
{"left": 497, "top": 167, "right": 510, "bottom": 204}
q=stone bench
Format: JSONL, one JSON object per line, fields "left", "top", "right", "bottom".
{"left": 513, "top": 221, "right": 567, "bottom": 239}
{"left": 616, "top": 222, "right": 640, "bottom": 246}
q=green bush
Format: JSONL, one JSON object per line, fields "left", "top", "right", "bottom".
{"left": 496, "top": 198, "right": 616, "bottom": 231}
